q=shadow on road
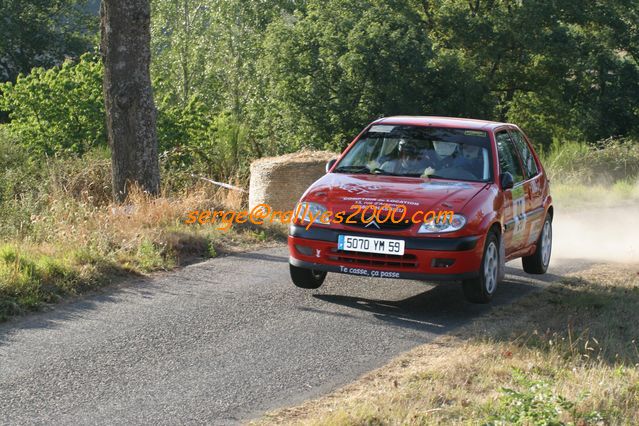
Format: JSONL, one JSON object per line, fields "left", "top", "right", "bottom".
{"left": 309, "top": 264, "right": 582, "bottom": 334}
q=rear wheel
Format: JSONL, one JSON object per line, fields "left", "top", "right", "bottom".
{"left": 462, "top": 231, "right": 500, "bottom": 304}
{"left": 522, "top": 215, "right": 552, "bottom": 274}
{"left": 290, "top": 264, "right": 327, "bottom": 289}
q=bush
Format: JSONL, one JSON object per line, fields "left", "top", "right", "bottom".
{"left": 158, "top": 97, "right": 254, "bottom": 182}
{"left": 0, "top": 53, "right": 105, "bottom": 156}
{"left": 488, "top": 368, "right": 603, "bottom": 425}
{"left": 46, "top": 147, "right": 112, "bottom": 206}
{"left": 0, "top": 130, "right": 114, "bottom": 240}
{"left": 1, "top": 57, "right": 255, "bottom": 184}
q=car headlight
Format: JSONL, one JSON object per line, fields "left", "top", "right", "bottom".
{"left": 417, "top": 214, "right": 466, "bottom": 234}
{"left": 295, "top": 202, "right": 330, "bottom": 224}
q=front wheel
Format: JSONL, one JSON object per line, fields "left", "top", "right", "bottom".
{"left": 290, "top": 264, "right": 327, "bottom": 289}
{"left": 522, "top": 215, "right": 552, "bottom": 274}
{"left": 462, "top": 231, "right": 500, "bottom": 304}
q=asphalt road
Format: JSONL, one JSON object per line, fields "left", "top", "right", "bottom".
{"left": 0, "top": 246, "right": 591, "bottom": 425}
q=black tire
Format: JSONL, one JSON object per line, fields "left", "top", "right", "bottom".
{"left": 462, "top": 231, "right": 500, "bottom": 304}
{"left": 290, "top": 264, "right": 327, "bottom": 289}
{"left": 522, "top": 215, "right": 552, "bottom": 274}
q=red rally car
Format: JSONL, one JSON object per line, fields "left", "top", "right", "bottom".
{"left": 288, "top": 116, "right": 553, "bottom": 303}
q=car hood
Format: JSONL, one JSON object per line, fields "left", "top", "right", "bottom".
{"left": 302, "top": 173, "right": 488, "bottom": 214}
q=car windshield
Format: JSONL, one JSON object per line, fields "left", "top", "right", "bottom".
{"left": 334, "top": 125, "right": 493, "bottom": 182}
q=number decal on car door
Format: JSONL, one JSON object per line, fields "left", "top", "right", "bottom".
{"left": 512, "top": 186, "right": 526, "bottom": 243}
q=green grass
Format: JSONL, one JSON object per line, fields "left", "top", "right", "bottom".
{"left": 488, "top": 368, "right": 604, "bottom": 425}
{"left": 0, "top": 245, "right": 81, "bottom": 319}
{"left": 0, "top": 223, "right": 286, "bottom": 321}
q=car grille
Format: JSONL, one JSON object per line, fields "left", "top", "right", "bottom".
{"left": 327, "top": 248, "right": 419, "bottom": 269}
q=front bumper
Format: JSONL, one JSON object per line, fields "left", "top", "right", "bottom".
{"left": 288, "top": 225, "right": 485, "bottom": 282}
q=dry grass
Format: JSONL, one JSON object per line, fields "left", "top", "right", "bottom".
{"left": 542, "top": 138, "right": 639, "bottom": 186}
{"left": 255, "top": 264, "right": 639, "bottom": 425}
{"left": 0, "top": 179, "right": 286, "bottom": 320}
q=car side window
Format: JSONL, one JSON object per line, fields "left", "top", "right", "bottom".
{"left": 495, "top": 131, "right": 525, "bottom": 184}
{"left": 510, "top": 130, "right": 539, "bottom": 178}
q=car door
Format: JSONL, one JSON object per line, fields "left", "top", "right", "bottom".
{"left": 509, "top": 128, "right": 544, "bottom": 247}
{"left": 495, "top": 129, "right": 527, "bottom": 255}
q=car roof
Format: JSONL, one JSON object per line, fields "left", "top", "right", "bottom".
{"left": 373, "top": 116, "right": 512, "bottom": 131}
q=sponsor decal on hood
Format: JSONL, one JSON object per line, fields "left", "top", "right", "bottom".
{"left": 340, "top": 196, "right": 419, "bottom": 207}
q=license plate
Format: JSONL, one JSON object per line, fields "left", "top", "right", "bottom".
{"left": 338, "top": 235, "right": 405, "bottom": 255}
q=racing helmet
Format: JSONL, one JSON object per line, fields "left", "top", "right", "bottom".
{"left": 462, "top": 143, "right": 481, "bottom": 159}
{"left": 398, "top": 138, "right": 419, "bottom": 158}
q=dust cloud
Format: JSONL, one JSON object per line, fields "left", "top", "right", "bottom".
{"left": 552, "top": 203, "right": 639, "bottom": 263}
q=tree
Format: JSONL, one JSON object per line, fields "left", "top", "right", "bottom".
{"left": 101, "top": 0, "right": 160, "bottom": 201}
{"left": 262, "top": 0, "right": 436, "bottom": 150}
{"left": 150, "top": 0, "right": 300, "bottom": 159}
{"left": 151, "top": 0, "right": 212, "bottom": 107}
{"left": 0, "top": 0, "right": 96, "bottom": 83}
{"left": 431, "top": 0, "right": 639, "bottom": 146}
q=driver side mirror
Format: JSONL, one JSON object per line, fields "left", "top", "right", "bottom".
{"left": 500, "top": 172, "right": 514, "bottom": 190}
{"left": 326, "top": 158, "right": 337, "bottom": 173}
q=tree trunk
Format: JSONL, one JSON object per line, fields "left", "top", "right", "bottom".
{"left": 100, "top": 0, "right": 160, "bottom": 202}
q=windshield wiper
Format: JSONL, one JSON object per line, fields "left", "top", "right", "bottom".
{"left": 333, "top": 165, "right": 371, "bottom": 174}
{"left": 371, "top": 168, "right": 399, "bottom": 176}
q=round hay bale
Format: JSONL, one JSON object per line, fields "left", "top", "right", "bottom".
{"left": 249, "top": 150, "right": 338, "bottom": 212}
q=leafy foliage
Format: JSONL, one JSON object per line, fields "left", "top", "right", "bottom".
{"left": 1, "top": 0, "right": 639, "bottom": 179}
{"left": 157, "top": 97, "right": 253, "bottom": 180}
{"left": 0, "top": 54, "right": 105, "bottom": 155}
{"left": 0, "top": 51, "right": 254, "bottom": 180}
{"left": 261, "top": 0, "right": 436, "bottom": 151}
{"left": 487, "top": 368, "right": 603, "bottom": 425}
